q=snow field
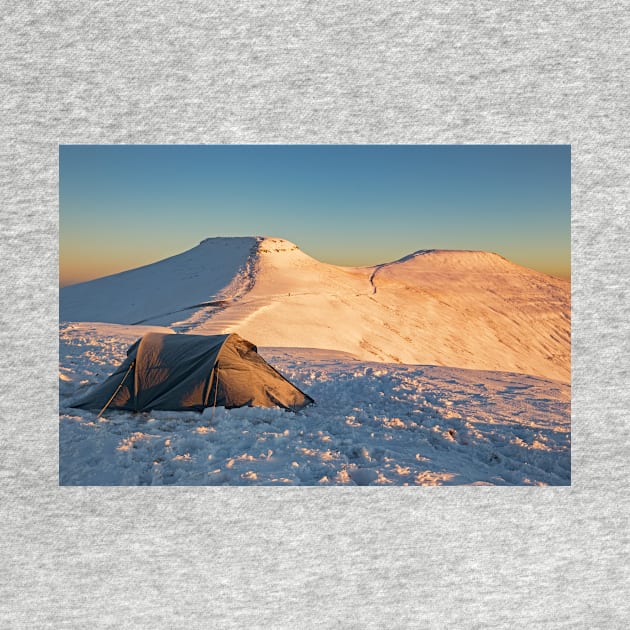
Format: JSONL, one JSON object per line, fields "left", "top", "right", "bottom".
{"left": 59, "top": 326, "right": 570, "bottom": 486}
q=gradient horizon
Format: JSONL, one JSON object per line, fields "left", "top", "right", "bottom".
{"left": 60, "top": 145, "right": 570, "bottom": 287}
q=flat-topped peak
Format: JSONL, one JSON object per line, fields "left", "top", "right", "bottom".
{"left": 197, "top": 236, "right": 301, "bottom": 253}
{"left": 257, "top": 237, "right": 301, "bottom": 254}
{"left": 384, "top": 248, "right": 518, "bottom": 272}
{"left": 198, "top": 236, "right": 262, "bottom": 246}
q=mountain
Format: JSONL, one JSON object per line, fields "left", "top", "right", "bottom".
{"left": 60, "top": 236, "right": 570, "bottom": 382}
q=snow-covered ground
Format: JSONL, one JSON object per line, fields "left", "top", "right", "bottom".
{"left": 59, "top": 323, "right": 570, "bottom": 486}
{"left": 59, "top": 237, "right": 570, "bottom": 485}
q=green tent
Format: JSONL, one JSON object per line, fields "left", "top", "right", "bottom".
{"left": 71, "top": 332, "right": 314, "bottom": 414}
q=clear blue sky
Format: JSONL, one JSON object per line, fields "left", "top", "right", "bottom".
{"left": 60, "top": 145, "right": 570, "bottom": 286}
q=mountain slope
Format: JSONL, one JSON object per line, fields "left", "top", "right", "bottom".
{"left": 60, "top": 236, "right": 570, "bottom": 382}
{"left": 60, "top": 237, "right": 259, "bottom": 324}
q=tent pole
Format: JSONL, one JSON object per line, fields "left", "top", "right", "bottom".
{"left": 96, "top": 360, "right": 135, "bottom": 419}
{"left": 210, "top": 368, "right": 220, "bottom": 422}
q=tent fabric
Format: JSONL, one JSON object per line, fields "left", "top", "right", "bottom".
{"left": 71, "top": 332, "right": 314, "bottom": 413}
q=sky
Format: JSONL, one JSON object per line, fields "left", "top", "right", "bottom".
{"left": 59, "top": 145, "right": 570, "bottom": 286}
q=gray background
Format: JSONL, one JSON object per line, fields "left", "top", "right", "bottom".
{"left": 1, "top": 1, "right": 628, "bottom": 627}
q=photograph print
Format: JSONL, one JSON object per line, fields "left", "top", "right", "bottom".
{"left": 59, "top": 144, "right": 570, "bottom": 486}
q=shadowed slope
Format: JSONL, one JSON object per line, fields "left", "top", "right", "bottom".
{"left": 60, "top": 237, "right": 260, "bottom": 324}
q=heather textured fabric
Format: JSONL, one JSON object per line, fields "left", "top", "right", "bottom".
{"left": 1, "top": 2, "right": 629, "bottom": 628}
{"left": 72, "top": 332, "right": 313, "bottom": 412}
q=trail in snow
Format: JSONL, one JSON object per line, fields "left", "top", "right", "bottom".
{"left": 131, "top": 300, "right": 229, "bottom": 326}
{"left": 368, "top": 266, "right": 381, "bottom": 294}
{"left": 368, "top": 251, "right": 435, "bottom": 294}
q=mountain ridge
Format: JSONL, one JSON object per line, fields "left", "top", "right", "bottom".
{"left": 61, "top": 236, "right": 570, "bottom": 382}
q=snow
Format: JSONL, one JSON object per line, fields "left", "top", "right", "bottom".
{"left": 59, "top": 237, "right": 259, "bottom": 325}
{"left": 59, "top": 323, "right": 570, "bottom": 486}
{"left": 61, "top": 237, "right": 571, "bottom": 382}
{"left": 59, "top": 237, "right": 571, "bottom": 486}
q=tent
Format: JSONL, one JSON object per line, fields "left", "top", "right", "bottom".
{"left": 71, "top": 332, "right": 314, "bottom": 414}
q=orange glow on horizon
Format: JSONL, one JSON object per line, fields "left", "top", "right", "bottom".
{"left": 59, "top": 245, "right": 571, "bottom": 287}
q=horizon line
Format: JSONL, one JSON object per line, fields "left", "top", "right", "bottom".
{"left": 59, "top": 236, "right": 571, "bottom": 287}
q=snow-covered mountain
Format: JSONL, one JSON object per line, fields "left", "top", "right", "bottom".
{"left": 61, "top": 236, "right": 570, "bottom": 382}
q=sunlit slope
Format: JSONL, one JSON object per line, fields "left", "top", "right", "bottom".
{"left": 61, "top": 236, "right": 570, "bottom": 381}
{"left": 370, "top": 250, "right": 570, "bottom": 382}
{"left": 184, "top": 239, "right": 570, "bottom": 382}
